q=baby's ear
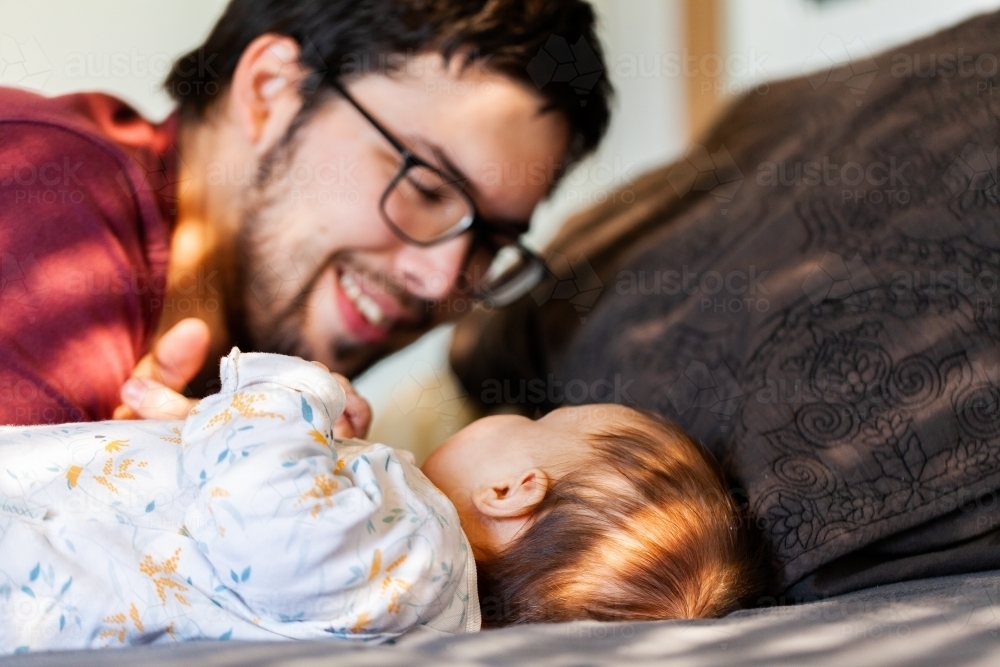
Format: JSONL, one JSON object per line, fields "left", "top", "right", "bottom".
{"left": 472, "top": 469, "right": 549, "bottom": 519}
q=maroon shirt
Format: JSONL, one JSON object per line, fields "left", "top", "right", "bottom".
{"left": 0, "top": 87, "right": 177, "bottom": 424}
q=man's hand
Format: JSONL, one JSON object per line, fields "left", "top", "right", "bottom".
{"left": 312, "top": 362, "right": 372, "bottom": 439}
{"left": 113, "top": 318, "right": 211, "bottom": 420}
{"left": 115, "top": 320, "right": 372, "bottom": 433}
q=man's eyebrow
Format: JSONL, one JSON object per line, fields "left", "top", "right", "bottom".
{"left": 425, "top": 142, "right": 531, "bottom": 232}
{"left": 432, "top": 147, "right": 478, "bottom": 197}
{"left": 431, "top": 146, "right": 531, "bottom": 235}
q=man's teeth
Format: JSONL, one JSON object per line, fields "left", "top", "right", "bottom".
{"left": 339, "top": 272, "right": 387, "bottom": 327}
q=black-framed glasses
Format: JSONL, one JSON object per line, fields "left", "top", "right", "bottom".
{"left": 329, "top": 80, "right": 546, "bottom": 307}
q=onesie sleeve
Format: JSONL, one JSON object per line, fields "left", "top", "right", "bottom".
{"left": 180, "top": 349, "right": 474, "bottom": 641}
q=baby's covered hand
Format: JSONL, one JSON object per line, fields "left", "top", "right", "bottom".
{"left": 312, "top": 361, "right": 372, "bottom": 439}
{"left": 334, "top": 375, "right": 372, "bottom": 439}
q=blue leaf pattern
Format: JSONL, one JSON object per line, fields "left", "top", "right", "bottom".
{"left": 0, "top": 350, "right": 474, "bottom": 650}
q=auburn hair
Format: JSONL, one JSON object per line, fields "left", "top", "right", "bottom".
{"left": 476, "top": 410, "right": 771, "bottom": 625}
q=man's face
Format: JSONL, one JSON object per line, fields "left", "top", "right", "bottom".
{"left": 234, "top": 54, "right": 569, "bottom": 376}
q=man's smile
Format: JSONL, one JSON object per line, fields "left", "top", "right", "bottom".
{"left": 340, "top": 270, "right": 388, "bottom": 328}
{"left": 330, "top": 264, "right": 417, "bottom": 344}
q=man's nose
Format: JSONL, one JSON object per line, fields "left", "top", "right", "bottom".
{"left": 392, "top": 234, "right": 471, "bottom": 301}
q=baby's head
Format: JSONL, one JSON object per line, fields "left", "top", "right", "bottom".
{"left": 421, "top": 404, "right": 769, "bottom": 625}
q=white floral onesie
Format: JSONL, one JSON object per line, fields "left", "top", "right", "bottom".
{"left": 0, "top": 349, "right": 479, "bottom": 654}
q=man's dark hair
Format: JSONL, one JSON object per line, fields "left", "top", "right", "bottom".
{"left": 166, "top": 0, "right": 612, "bottom": 165}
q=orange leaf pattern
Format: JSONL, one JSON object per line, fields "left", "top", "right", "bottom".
{"left": 0, "top": 349, "right": 475, "bottom": 650}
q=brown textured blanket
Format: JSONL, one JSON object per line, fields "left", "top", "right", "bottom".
{"left": 450, "top": 11, "right": 1000, "bottom": 599}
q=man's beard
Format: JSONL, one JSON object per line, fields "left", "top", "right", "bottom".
{"left": 223, "top": 126, "right": 429, "bottom": 376}
{"left": 233, "top": 211, "right": 333, "bottom": 360}
{"left": 228, "top": 174, "right": 363, "bottom": 369}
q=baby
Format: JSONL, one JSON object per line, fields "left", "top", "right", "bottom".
{"left": 0, "top": 350, "right": 766, "bottom": 652}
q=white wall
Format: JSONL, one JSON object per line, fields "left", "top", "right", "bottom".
{"left": 526, "top": 0, "right": 687, "bottom": 248}
{"left": 0, "top": 0, "right": 229, "bottom": 120}
{"left": 725, "top": 0, "right": 1000, "bottom": 89}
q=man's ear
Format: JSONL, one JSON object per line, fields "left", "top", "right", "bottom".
{"left": 228, "top": 34, "right": 308, "bottom": 152}
{"left": 471, "top": 469, "right": 549, "bottom": 519}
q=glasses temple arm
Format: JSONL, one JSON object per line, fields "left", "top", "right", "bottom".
{"left": 328, "top": 79, "right": 412, "bottom": 157}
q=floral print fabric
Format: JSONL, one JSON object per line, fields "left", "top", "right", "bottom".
{"left": 0, "top": 349, "right": 478, "bottom": 654}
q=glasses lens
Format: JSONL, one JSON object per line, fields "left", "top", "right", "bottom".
{"left": 383, "top": 164, "right": 474, "bottom": 243}
{"left": 470, "top": 243, "right": 545, "bottom": 307}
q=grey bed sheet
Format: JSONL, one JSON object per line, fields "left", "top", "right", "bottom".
{"left": 7, "top": 569, "right": 1000, "bottom": 667}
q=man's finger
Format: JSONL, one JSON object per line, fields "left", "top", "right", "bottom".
{"left": 120, "top": 377, "right": 198, "bottom": 420}
{"left": 139, "top": 318, "right": 211, "bottom": 391}
{"left": 112, "top": 403, "right": 139, "bottom": 420}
